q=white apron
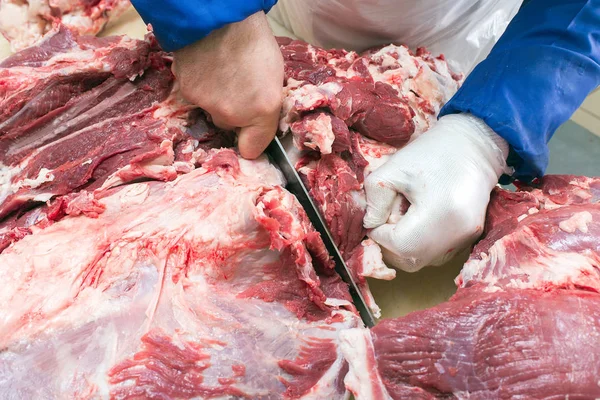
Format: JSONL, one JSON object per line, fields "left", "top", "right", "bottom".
{"left": 269, "top": 0, "right": 522, "bottom": 74}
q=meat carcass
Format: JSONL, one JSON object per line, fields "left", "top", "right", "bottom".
{"left": 340, "top": 175, "right": 600, "bottom": 399}
{"left": 277, "top": 38, "right": 462, "bottom": 316}
{"left": 0, "top": 0, "right": 130, "bottom": 51}
{"left": 0, "top": 26, "right": 229, "bottom": 248}
{"left": 0, "top": 149, "right": 361, "bottom": 398}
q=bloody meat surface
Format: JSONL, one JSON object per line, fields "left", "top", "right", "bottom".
{"left": 0, "top": 149, "right": 361, "bottom": 398}
{"left": 2, "top": 26, "right": 599, "bottom": 400}
{"left": 340, "top": 176, "right": 600, "bottom": 399}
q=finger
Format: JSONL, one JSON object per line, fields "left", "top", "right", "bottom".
{"left": 211, "top": 115, "right": 236, "bottom": 132}
{"left": 368, "top": 206, "right": 437, "bottom": 272}
{"left": 364, "top": 166, "right": 405, "bottom": 229}
{"left": 237, "top": 114, "right": 278, "bottom": 160}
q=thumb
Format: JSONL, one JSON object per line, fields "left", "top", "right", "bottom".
{"left": 237, "top": 115, "right": 278, "bottom": 160}
{"left": 364, "top": 166, "right": 406, "bottom": 229}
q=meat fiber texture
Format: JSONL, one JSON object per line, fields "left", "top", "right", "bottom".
{"left": 0, "top": 28, "right": 364, "bottom": 398}
{"left": 0, "top": 0, "right": 130, "bottom": 51}
{"left": 340, "top": 175, "right": 600, "bottom": 399}
{"left": 276, "top": 37, "right": 462, "bottom": 318}
{"left": 0, "top": 25, "right": 233, "bottom": 251}
{"left": 0, "top": 148, "right": 363, "bottom": 398}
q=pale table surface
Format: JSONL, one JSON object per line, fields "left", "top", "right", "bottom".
{"left": 0, "top": 6, "right": 464, "bottom": 321}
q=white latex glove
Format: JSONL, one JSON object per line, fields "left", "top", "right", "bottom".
{"left": 364, "top": 113, "right": 510, "bottom": 272}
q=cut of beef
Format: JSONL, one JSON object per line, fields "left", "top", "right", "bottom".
{"left": 277, "top": 38, "right": 462, "bottom": 316}
{"left": 342, "top": 289, "right": 600, "bottom": 400}
{"left": 340, "top": 175, "right": 600, "bottom": 399}
{"left": 460, "top": 175, "right": 600, "bottom": 291}
{"left": 0, "top": 26, "right": 205, "bottom": 223}
{"left": 0, "top": 149, "right": 361, "bottom": 398}
{"left": 0, "top": 0, "right": 130, "bottom": 51}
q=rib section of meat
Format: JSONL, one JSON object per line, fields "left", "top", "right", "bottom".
{"left": 340, "top": 175, "right": 600, "bottom": 399}
{"left": 0, "top": 0, "right": 130, "bottom": 51}
{"left": 0, "top": 26, "right": 229, "bottom": 248}
{"left": 277, "top": 38, "right": 462, "bottom": 317}
{"left": 0, "top": 149, "right": 361, "bottom": 398}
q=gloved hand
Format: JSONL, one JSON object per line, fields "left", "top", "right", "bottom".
{"left": 172, "top": 11, "right": 284, "bottom": 159}
{"left": 363, "top": 113, "right": 510, "bottom": 272}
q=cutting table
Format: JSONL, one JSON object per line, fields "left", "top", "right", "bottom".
{"left": 0, "top": 6, "right": 466, "bottom": 320}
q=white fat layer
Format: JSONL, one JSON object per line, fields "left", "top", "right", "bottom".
{"left": 299, "top": 328, "right": 352, "bottom": 400}
{"left": 0, "top": 163, "right": 54, "bottom": 204}
{"left": 339, "top": 329, "right": 392, "bottom": 400}
{"left": 324, "top": 298, "right": 354, "bottom": 308}
{"left": 32, "top": 192, "right": 54, "bottom": 202}
{"left": 559, "top": 211, "right": 593, "bottom": 234}
{"left": 19, "top": 167, "right": 54, "bottom": 189}
{"left": 280, "top": 82, "right": 343, "bottom": 132}
{"left": 359, "top": 239, "right": 396, "bottom": 281}
{"left": 0, "top": 1, "right": 48, "bottom": 51}
{"left": 460, "top": 227, "right": 600, "bottom": 291}
{"left": 298, "top": 113, "right": 335, "bottom": 155}
{"left": 357, "top": 137, "right": 398, "bottom": 178}
{"left": 360, "top": 284, "right": 381, "bottom": 319}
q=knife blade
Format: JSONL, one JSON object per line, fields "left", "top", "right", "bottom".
{"left": 265, "top": 136, "right": 376, "bottom": 328}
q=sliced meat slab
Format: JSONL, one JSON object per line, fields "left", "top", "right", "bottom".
{"left": 0, "top": 26, "right": 204, "bottom": 222}
{"left": 0, "top": 149, "right": 361, "bottom": 398}
{"left": 341, "top": 288, "right": 600, "bottom": 400}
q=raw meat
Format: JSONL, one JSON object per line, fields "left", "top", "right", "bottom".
{"left": 8, "top": 28, "right": 595, "bottom": 399}
{"left": 342, "top": 289, "right": 600, "bottom": 400}
{"left": 0, "top": 0, "right": 130, "bottom": 51}
{"left": 340, "top": 175, "right": 600, "bottom": 399}
{"left": 277, "top": 38, "right": 462, "bottom": 316}
{"left": 0, "top": 26, "right": 225, "bottom": 237}
{"left": 460, "top": 175, "right": 600, "bottom": 291}
{"left": 0, "top": 30, "right": 363, "bottom": 398}
{"left": 0, "top": 149, "right": 361, "bottom": 398}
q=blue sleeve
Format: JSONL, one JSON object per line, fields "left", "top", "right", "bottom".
{"left": 130, "top": 0, "right": 278, "bottom": 52}
{"left": 440, "top": 0, "right": 600, "bottom": 182}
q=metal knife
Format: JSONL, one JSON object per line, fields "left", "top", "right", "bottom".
{"left": 265, "top": 136, "right": 376, "bottom": 328}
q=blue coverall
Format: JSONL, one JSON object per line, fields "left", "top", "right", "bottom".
{"left": 130, "top": 0, "right": 600, "bottom": 182}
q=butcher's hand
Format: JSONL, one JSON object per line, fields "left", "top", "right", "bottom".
{"left": 364, "top": 114, "right": 510, "bottom": 272}
{"left": 173, "top": 11, "right": 284, "bottom": 159}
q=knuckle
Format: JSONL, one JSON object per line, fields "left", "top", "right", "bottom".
{"left": 214, "top": 103, "right": 237, "bottom": 123}
{"left": 253, "top": 97, "right": 282, "bottom": 117}
{"left": 446, "top": 201, "right": 484, "bottom": 234}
